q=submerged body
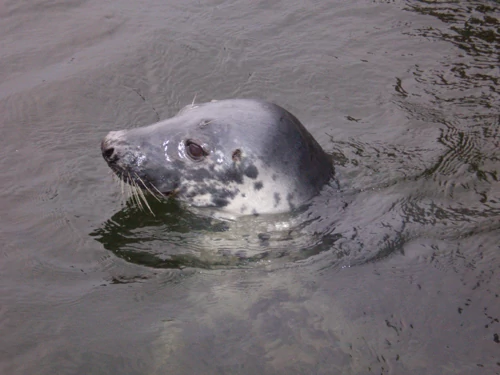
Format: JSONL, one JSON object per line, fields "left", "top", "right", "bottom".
{"left": 101, "top": 99, "right": 333, "bottom": 216}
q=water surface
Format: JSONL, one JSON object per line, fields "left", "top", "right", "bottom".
{"left": 0, "top": 0, "right": 499, "bottom": 374}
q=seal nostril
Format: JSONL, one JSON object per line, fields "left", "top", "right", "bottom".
{"left": 103, "top": 147, "right": 115, "bottom": 160}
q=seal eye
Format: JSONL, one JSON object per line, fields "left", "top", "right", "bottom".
{"left": 186, "top": 140, "right": 207, "bottom": 161}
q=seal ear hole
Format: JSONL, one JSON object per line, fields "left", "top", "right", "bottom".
{"left": 185, "top": 139, "right": 207, "bottom": 161}
{"left": 232, "top": 149, "right": 242, "bottom": 162}
{"left": 199, "top": 119, "right": 213, "bottom": 128}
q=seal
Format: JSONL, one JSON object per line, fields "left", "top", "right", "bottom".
{"left": 101, "top": 99, "right": 333, "bottom": 216}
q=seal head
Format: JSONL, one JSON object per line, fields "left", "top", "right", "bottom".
{"left": 101, "top": 99, "right": 333, "bottom": 215}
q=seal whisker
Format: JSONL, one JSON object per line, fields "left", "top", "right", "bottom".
{"left": 133, "top": 186, "right": 144, "bottom": 211}
{"left": 128, "top": 172, "right": 144, "bottom": 211}
{"left": 134, "top": 173, "right": 162, "bottom": 202}
{"left": 120, "top": 177, "right": 125, "bottom": 201}
{"left": 128, "top": 179, "right": 137, "bottom": 208}
{"left": 129, "top": 180, "right": 140, "bottom": 209}
{"left": 121, "top": 178, "right": 128, "bottom": 206}
{"left": 112, "top": 174, "right": 126, "bottom": 206}
{"left": 128, "top": 184, "right": 137, "bottom": 208}
{"left": 131, "top": 172, "right": 155, "bottom": 215}
{"left": 124, "top": 179, "right": 132, "bottom": 205}
{"left": 136, "top": 183, "right": 155, "bottom": 216}
{"left": 149, "top": 182, "right": 165, "bottom": 197}
{"left": 134, "top": 185, "right": 145, "bottom": 212}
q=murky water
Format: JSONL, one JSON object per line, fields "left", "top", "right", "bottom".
{"left": 1, "top": 0, "right": 499, "bottom": 374}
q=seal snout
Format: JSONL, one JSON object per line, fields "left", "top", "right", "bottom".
{"left": 101, "top": 138, "right": 117, "bottom": 163}
{"left": 101, "top": 130, "right": 127, "bottom": 163}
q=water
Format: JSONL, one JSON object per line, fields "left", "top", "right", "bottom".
{"left": 1, "top": 0, "right": 499, "bottom": 374}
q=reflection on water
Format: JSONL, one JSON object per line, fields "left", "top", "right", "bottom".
{"left": 92, "top": 180, "right": 344, "bottom": 269}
